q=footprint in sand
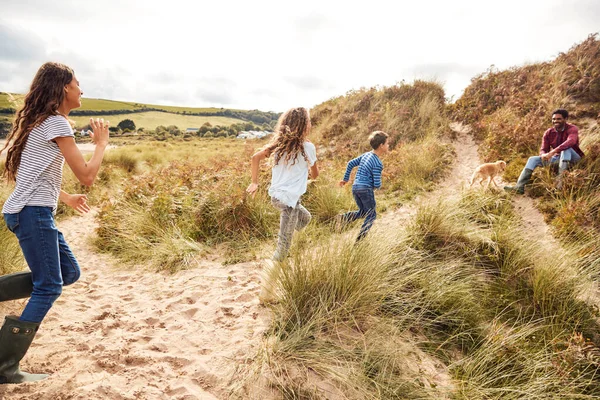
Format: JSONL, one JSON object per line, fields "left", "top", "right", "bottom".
{"left": 182, "top": 307, "right": 199, "bottom": 318}
{"left": 235, "top": 293, "right": 254, "bottom": 302}
{"left": 144, "top": 316, "right": 160, "bottom": 326}
{"left": 148, "top": 343, "right": 169, "bottom": 353}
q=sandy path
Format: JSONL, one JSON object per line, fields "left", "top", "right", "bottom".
{"left": 379, "top": 122, "right": 559, "bottom": 250}
{"left": 378, "top": 122, "right": 482, "bottom": 230}
{"left": 0, "top": 211, "right": 271, "bottom": 399}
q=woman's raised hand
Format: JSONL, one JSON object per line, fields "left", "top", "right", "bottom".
{"left": 89, "top": 118, "right": 110, "bottom": 147}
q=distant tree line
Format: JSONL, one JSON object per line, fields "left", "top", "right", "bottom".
{"left": 150, "top": 121, "right": 271, "bottom": 140}
{"left": 70, "top": 108, "right": 156, "bottom": 116}
{"left": 0, "top": 120, "right": 11, "bottom": 138}
{"left": 0, "top": 114, "right": 277, "bottom": 140}
{"left": 1, "top": 106, "right": 281, "bottom": 126}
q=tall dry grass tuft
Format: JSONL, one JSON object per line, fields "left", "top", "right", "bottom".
{"left": 384, "top": 136, "right": 453, "bottom": 197}
{"left": 452, "top": 321, "right": 600, "bottom": 399}
{"left": 243, "top": 234, "right": 455, "bottom": 399}
{"left": 240, "top": 188, "right": 600, "bottom": 398}
{"left": 274, "top": 237, "right": 394, "bottom": 334}
{"left": 94, "top": 156, "right": 281, "bottom": 270}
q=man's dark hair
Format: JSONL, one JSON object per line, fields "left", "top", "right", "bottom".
{"left": 552, "top": 109, "right": 569, "bottom": 119}
{"left": 369, "top": 131, "right": 389, "bottom": 150}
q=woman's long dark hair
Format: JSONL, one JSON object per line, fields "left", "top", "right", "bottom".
{"left": 265, "top": 107, "right": 311, "bottom": 165}
{"left": 1, "top": 62, "right": 74, "bottom": 181}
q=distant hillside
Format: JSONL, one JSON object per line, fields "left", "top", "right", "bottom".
{"left": 451, "top": 33, "right": 600, "bottom": 162}
{"left": 451, "top": 33, "right": 600, "bottom": 244}
{"left": 0, "top": 93, "right": 280, "bottom": 130}
{"left": 310, "top": 80, "right": 450, "bottom": 157}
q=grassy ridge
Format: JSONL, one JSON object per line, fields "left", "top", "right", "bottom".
{"left": 0, "top": 93, "right": 249, "bottom": 130}
{"left": 0, "top": 93, "right": 245, "bottom": 114}
{"left": 451, "top": 34, "right": 600, "bottom": 160}
{"left": 311, "top": 80, "right": 450, "bottom": 157}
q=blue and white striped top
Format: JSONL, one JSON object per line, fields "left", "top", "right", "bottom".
{"left": 2, "top": 115, "right": 74, "bottom": 214}
{"left": 342, "top": 151, "right": 383, "bottom": 189}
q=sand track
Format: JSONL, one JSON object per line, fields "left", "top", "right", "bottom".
{"left": 0, "top": 211, "right": 271, "bottom": 399}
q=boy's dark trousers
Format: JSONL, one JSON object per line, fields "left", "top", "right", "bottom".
{"left": 342, "top": 186, "right": 376, "bottom": 241}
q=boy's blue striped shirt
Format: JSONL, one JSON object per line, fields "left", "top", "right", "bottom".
{"left": 343, "top": 152, "right": 383, "bottom": 188}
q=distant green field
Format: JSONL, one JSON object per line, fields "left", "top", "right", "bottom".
{"left": 69, "top": 111, "right": 244, "bottom": 130}
{"left": 0, "top": 93, "right": 249, "bottom": 129}
{"left": 76, "top": 98, "right": 145, "bottom": 111}
{"left": 0, "top": 93, "right": 22, "bottom": 109}
{"left": 0, "top": 93, "right": 243, "bottom": 114}
{"left": 79, "top": 98, "right": 245, "bottom": 114}
{"left": 147, "top": 104, "right": 243, "bottom": 113}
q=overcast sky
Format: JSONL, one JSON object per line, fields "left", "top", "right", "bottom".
{"left": 1, "top": 0, "right": 598, "bottom": 112}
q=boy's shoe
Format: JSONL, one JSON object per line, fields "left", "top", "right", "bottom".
{"left": 258, "top": 259, "right": 280, "bottom": 305}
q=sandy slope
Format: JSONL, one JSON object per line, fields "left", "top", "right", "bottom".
{"left": 0, "top": 211, "right": 271, "bottom": 399}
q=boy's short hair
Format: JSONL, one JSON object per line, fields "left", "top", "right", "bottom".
{"left": 369, "top": 131, "right": 389, "bottom": 150}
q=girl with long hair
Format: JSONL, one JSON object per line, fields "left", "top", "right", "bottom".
{"left": 0, "top": 62, "right": 110, "bottom": 383}
{"left": 246, "top": 107, "right": 319, "bottom": 303}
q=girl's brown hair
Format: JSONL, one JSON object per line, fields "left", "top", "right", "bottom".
{"left": 265, "top": 107, "right": 311, "bottom": 165}
{"left": 0, "top": 62, "right": 74, "bottom": 181}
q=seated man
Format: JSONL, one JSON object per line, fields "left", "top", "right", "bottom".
{"left": 504, "top": 109, "right": 584, "bottom": 194}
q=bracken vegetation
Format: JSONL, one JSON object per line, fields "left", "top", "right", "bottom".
{"left": 451, "top": 34, "right": 600, "bottom": 248}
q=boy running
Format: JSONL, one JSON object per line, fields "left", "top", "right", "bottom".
{"left": 337, "top": 131, "right": 389, "bottom": 241}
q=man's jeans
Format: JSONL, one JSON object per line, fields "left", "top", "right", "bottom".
{"left": 525, "top": 148, "right": 582, "bottom": 173}
{"left": 343, "top": 186, "right": 377, "bottom": 241}
{"left": 271, "top": 198, "right": 312, "bottom": 262}
{"left": 3, "top": 206, "right": 81, "bottom": 323}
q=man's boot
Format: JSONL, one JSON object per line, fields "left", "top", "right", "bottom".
{"left": 0, "top": 315, "right": 48, "bottom": 384}
{"left": 0, "top": 272, "right": 33, "bottom": 302}
{"left": 504, "top": 168, "right": 533, "bottom": 195}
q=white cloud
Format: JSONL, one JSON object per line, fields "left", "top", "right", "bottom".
{"left": 1, "top": 0, "right": 598, "bottom": 111}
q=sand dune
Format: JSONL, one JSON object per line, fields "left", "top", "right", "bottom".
{"left": 0, "top": 123, "right": 567, "bottom": 399}
{"left": 0, "top": 211, "right": 272, "bottom": 399}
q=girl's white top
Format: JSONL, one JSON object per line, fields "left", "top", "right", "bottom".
{"left": 268, "top": 141, "right": 317, "bottom": 207}
{"left": 2, "top": 115, "right": 74, "bottom": 214}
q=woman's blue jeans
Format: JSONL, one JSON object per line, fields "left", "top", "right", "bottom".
{"left": 525, "top": 148, "right": 582, "bottom": 172}
{"left": 3, "top": 206, "right": 81, "bottom": 323}
{"left": 343, "top": 186, "right": 377, "bottom": 241}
